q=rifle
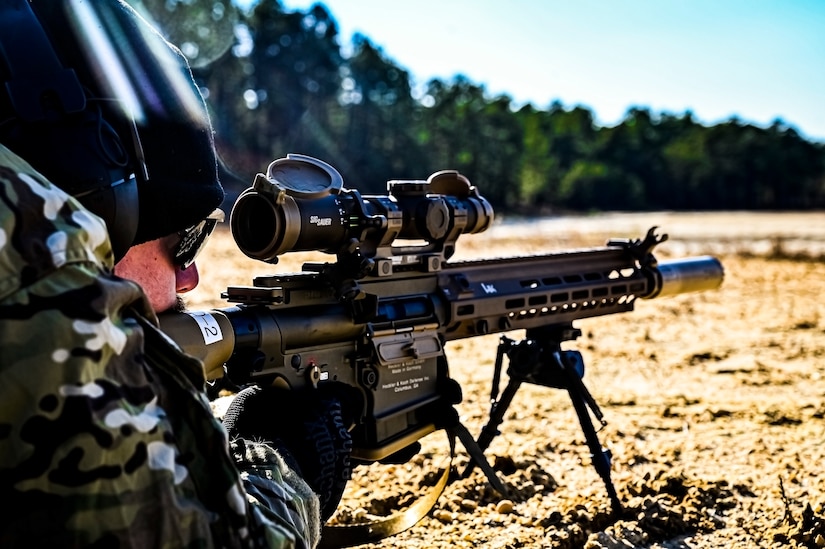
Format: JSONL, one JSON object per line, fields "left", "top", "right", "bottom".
{"left": 160, "top": 154, "right": 723, "bottom": 531}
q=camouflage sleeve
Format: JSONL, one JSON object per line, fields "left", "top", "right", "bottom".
{"left": 232, "top": 439, "right": 322, "bottom": 546}
{"left": 0, "top": 145, "right": 320, "bottom": 548}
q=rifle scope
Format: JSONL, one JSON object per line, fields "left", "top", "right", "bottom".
{"left": 229, "top": 154, "right": 494, "bottom": 263}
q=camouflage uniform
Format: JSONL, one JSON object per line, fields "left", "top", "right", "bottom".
{"left": 0, "top": 144, "right": 320, "bottom": 548}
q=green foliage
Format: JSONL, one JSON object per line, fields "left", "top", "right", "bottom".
{"left": 558, "top": 161, "right": 645, "bottom": 210}
{"left": 136, "top": 0, "right": 825, "bottom": 212}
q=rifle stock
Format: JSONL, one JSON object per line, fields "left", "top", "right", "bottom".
{"left": 159, "top": 154, "right": 724, "bottom": 515}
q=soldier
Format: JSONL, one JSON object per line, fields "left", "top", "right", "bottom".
{"left": 0, "top": 1, "right": 348, "bottom": 546}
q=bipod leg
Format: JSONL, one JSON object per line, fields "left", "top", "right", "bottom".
{"left": 461, "top": 376, "right": 522, "bottom": 480}
{"left": 449, "top": 422, "right": 509, "bottom": 496}
{"left": 555, "top": 351, "right": 623, "bottom": 513}
{"left": 462, "top": 336, "right": 521, "bottom": 480}
{"left": 435, "top": 400, "right": 509, "bottom": 495}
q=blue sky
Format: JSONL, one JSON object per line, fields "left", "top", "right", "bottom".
{"left": 270, "top": 0, "right": 825, "bottom": 142}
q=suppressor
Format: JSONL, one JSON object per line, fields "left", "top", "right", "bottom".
{"left": 648, "top": 256, "right": 724, "bottom": 298}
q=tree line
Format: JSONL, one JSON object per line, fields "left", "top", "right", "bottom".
{"left": 143, "top": 0, "right": 825, "bottom": 212}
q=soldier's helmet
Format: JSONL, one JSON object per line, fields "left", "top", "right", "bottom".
{"left": 0, "top": 0, "right": 224, "bottom": 260}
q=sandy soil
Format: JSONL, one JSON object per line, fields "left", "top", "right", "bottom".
{"left": 190, "top": 212, "right": 825, "bottom": 548}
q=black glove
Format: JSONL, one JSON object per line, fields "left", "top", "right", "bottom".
{"left": 223, "top": 385, "right": 354, "bottom": 521}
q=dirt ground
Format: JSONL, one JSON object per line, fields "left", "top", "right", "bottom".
{"left": 190, "top": 211, "right": 825, "bottom": 549}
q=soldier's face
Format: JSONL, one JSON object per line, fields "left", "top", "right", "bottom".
{"left": 113, "top": 234, "right": 200, "bottom": 313}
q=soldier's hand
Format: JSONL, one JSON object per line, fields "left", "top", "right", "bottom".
{"left": 222, "top": 385, "right": 355, "bottom": 521}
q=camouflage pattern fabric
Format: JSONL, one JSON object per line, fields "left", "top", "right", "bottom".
{"left": 0, "top": 144, "right": 320, "bottom": 548}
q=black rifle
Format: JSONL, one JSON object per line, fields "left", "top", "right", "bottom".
{"left": 161, "top": 154, "right": 724, "bottom": 517}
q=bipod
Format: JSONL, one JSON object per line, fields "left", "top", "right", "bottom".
{"left": 462, "top": 324, "right": 623, "bottom": 513}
